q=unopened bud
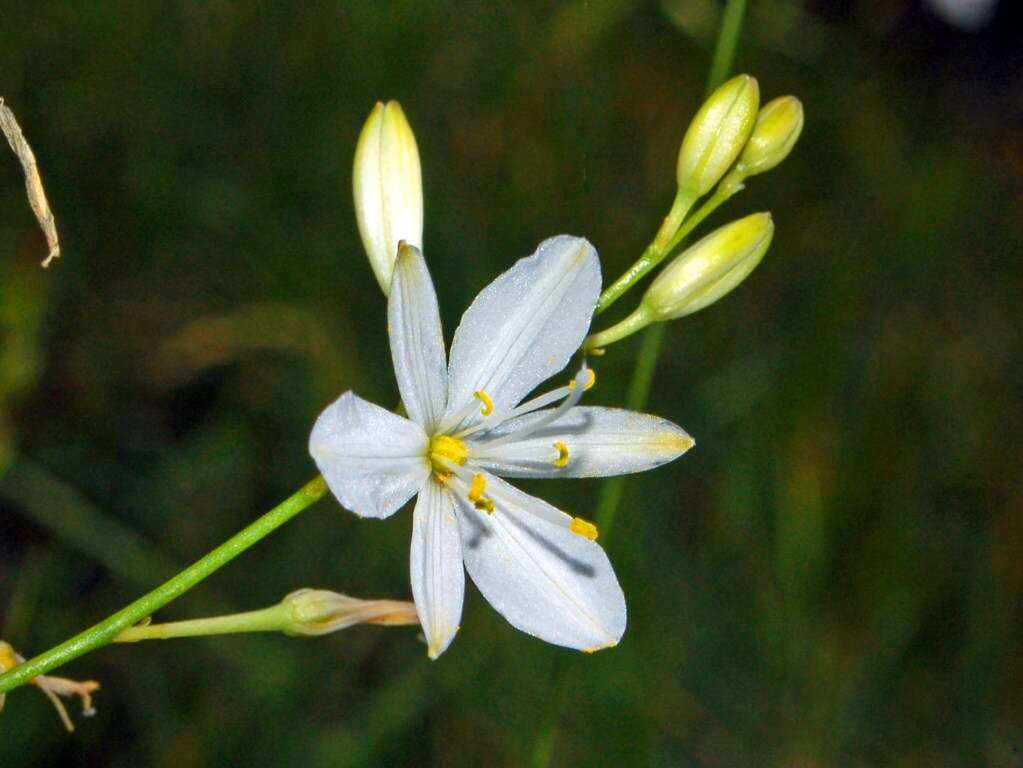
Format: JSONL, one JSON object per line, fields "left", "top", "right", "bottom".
{"left": 676, "top": 75, "right": 759, "bottom": 198}
{"left": 733, "top": 96, "right": 804, "bottom": 178}
{"left": 282, "top": 589, "right": 419, "bottom": 637}
{"left": 643, "top": 212, "right": 773, "bottom": 320}
{"left": 353, "top": 101, "right": 423, "bottom": 295}
{"left": 583, "top": 213, "right": 773, "bottom": 352}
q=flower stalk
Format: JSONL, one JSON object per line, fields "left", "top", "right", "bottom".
{"left": 595, "top": 188, "right": 695, "bottom": 314}
{"left": 0, "top": 476, "right": 328, "bottom": 695}
{"left": 595, "top": 74, "right": 759, "bottom": 316}
{"left": 588, "top": 176, "right": 749, "bottom": 335}
{"left": 114, "top": 589, "right": 418, "bottom": 642}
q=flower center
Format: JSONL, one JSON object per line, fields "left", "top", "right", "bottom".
{"left": 428, "top": 434, "right": 468, "bottom": 480}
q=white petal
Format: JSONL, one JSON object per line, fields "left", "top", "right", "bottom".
{"left": 443, "top": 236, "right": 601, "bottom": 431}
{"left": 309, "top": 391, "right": 429, "bottom": 518}
{"left": 456, "top": 475, "right": 625, "bottom": 651}
{"left": 469, "top": 406, "right": 694, "bottom": 478}
{"left": 410, "top": 481, "right": 465, "bottom": 659}
{"left": 388, "top": 244, "right": 448, "bottom": 432}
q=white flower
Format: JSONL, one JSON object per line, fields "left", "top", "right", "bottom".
{"left": 309, "top": 237, "right": 693, "bottom": 658}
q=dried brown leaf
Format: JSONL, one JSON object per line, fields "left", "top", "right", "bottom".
{"left": 1, "top": 98, "right": 60, "bottom": 267}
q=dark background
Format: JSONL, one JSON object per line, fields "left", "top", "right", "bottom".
{"left": 1, "top": 1, "right": 1021, "bottom": 765}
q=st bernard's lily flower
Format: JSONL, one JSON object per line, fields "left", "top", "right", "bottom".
{"left": 309, "top": 237, "right": 693, "bottom": 658}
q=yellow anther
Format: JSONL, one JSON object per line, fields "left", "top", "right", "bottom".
{"left": 569, "top": 517, "right": 599, "bottom": 541}
{"left": 567, "top": 368, "right": 597, "bottom": 392}
{"left": 429, "top": 434, "right": 468, "bottom": 474}
{"left": 467, "top": 473, "right": 494, "bottom": 513}
{"left": 552, "top": 441, "right": 570, "bottom": 468}
{"left": 432, "top": 470, "right": 452, "bottom": 485}
{"left": 474, "top": 390, "right": 494, "bottom": 416}
{"left": 468, "top": 473, "right": 487, "bottom": 503}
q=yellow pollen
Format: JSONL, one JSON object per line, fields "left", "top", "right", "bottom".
{"left": 474, "top": 390, "right": 494, "bottom": 416}
{"left": 552, "top": 441, "right": 570, "bottom": 467}
{"left": 569, "top": 517, "right": 599, "bottom": 541}
{"left": 468, "top": 473, "right": 487, "bottom": 502}
{"left": 567, "top": 368, "right": 596, "bottom": 392}
{"left": 467, "top": 473, "right": 495, "bottom": 513}
{"left": 429, "top": 434, "right": 468, "bottom": 474}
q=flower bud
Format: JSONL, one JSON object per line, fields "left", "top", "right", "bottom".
{"left": 676, "top": 74, "right": 759, "bottom": 198}
{"left": 282, "top": 588, "right": 419, "bottom": 637}
{"left": 642, "top": 212, "right": 773, "bottom": 320}
{"left": 733, "top": 96, "right": 804, "bottom": 178}
{"left": 353, "top": 101, "right": 423, "bottom": 295}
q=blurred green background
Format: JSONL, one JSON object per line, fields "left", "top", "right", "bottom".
{"left": 2, "top": 1, "right": 1021, "bottom": 765}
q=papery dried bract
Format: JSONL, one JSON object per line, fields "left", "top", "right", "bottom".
{"left": 0, "top": 640, "right": 99, "bottom": 732}
{"left": 281, "top": 589, "right": 419, "bottom": 636}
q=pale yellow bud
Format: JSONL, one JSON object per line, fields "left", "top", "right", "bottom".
{"left": 282, "top": 589, "right": 419, "bottom": 637}
{"left": 353, "top": 101, "right": 424, "bottom": 294}
{"left": 734, "top": 96, "right": 804, "bottom": 178}
{"left": 583, "top": 212, "right": 774, "bottom": 353}
{"left": 676, "top": 75, "right": 759, "bottom": 198}
{"left": 643, "top": 212, "right": 773, "bottom": 320}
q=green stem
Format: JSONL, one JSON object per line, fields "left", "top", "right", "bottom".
{"left": 662, "top": 175, "right": 742, "bottom": 255}
{"left": 113, "top": 604, "right": 293, "bottom": 642}
{"left": 583, "top": 305, "right": 652, "bottom": 353}
{"left": 593, "top": 0, "right": 749, "bottom": 536}
{"left": 584, "top": 178, "right": 741, "bottom": 352}
{"left": 0, "top": 475, "right": 328, "bottom": 694}
{"left": 706, "top": 0, "right": 749, "bottom": 94}
{"left": 595, "top": 189, "right": 694, "bottom": 315}
{"left": 594, "top": 323, "right": 667, "bottom": 538}
{"left": 532, "top": 3, "right": 750, "bottom": 766}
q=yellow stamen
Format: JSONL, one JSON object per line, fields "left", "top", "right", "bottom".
{"left": 474, "top": 389, "right": 494, "bottom": 416}
{"left": 467, "top": 473, "right": 495, "bottom": 513}
{"left": 429, "top": 434, "right": 468, "bottom": 474}
{"left": 552, "top": 441, "right": 570, "bottom": 468}
{"left": 567, "top": 368, "right": 597, "bottom": 392}
{"left": 569, "top": 517, "right": 599, "bottom": 541}
{"left": 468, "top": 473, "right": 487, "bottom": 503}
